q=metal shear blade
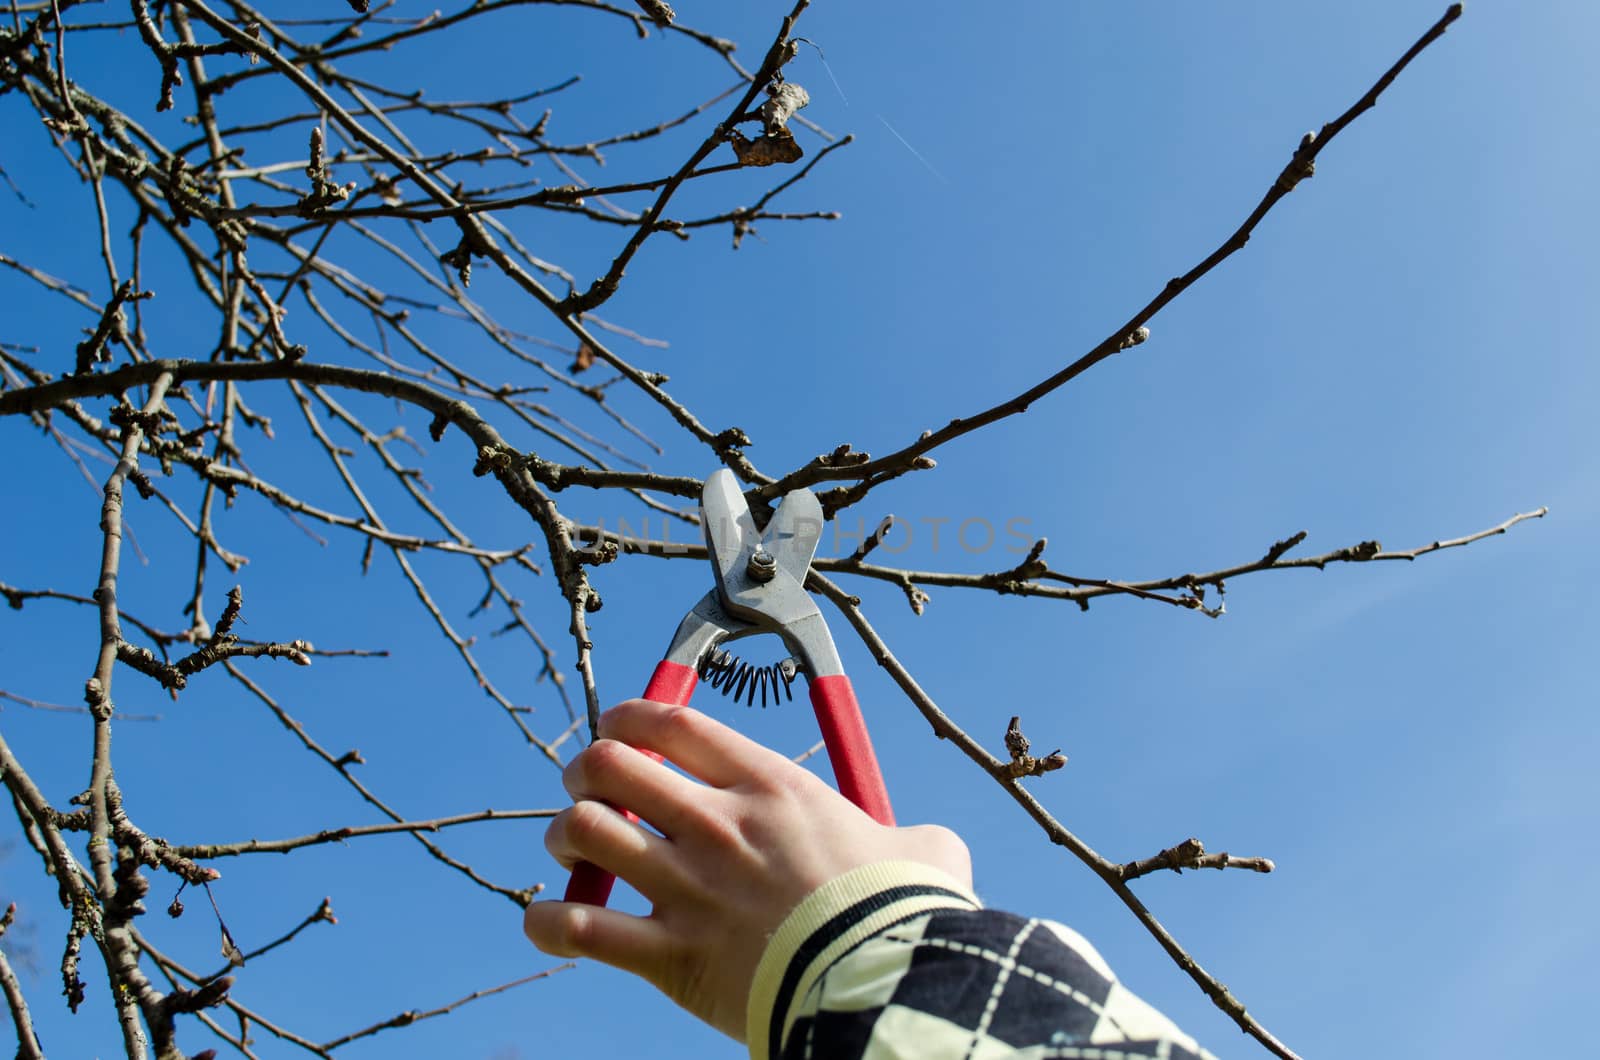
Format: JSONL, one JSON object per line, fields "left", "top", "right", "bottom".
{"left": 661, "top": 470, "right": 841, "bottom": 678}
{"left": 702, "top": 469, "right": 823, "bottom": 629}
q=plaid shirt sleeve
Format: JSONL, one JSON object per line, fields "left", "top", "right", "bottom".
{"left": 745, "top": 861, "right": 1217, "bottom": 1060}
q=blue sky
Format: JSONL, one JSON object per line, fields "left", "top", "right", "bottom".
{"left": 2, "top": 2, "right": 1596, "bottom": 1057}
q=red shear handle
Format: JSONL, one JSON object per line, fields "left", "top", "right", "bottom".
{"left": 810, "top": 675, "right": 895, "bottom": 827}
{"left": 561, "top": 660, "right": 697, "bottom": 906}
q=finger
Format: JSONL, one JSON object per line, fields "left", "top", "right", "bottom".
{"left": 599, "top": 699, "right": 794, "bottom": 789}
{"left": 545, "top": 801, "right": 687, "bottom": 900}
{"left": 523, "top": 899, "right": 674, "bottom": 984}
{"left": 562, "top": 739, "right": 712, "bottom": 839}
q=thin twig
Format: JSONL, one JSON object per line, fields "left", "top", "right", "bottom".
{"left": 317, "top": 964, "right": 575, "bottom": 1051}
{"left": 175, "top": 809, "right": 561, "bottom": 859}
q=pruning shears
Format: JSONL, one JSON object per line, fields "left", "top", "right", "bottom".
{"left": 563, "top": 469, "right": 895, "bottom": 906}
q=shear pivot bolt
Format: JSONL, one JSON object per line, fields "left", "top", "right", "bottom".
{"left": 747, "top": 549, "right": 777, "bottom": 582}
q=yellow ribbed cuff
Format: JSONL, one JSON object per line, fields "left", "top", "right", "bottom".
{"left": 745, "top": 861, "right": 980, "bottom": 1060}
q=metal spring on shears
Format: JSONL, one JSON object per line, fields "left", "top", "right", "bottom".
{"left": 698, "top": 650, "right": 799, "bottom": 708}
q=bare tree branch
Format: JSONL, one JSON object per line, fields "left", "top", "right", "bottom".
{"left": 174, "top": 809, "right": 561, "bottom": 859}
{"left": 753, "top": 4, "right": 1467, "bottom": 506}
{"left": 0, "top": 904, "right": 45, "bottom": 1060}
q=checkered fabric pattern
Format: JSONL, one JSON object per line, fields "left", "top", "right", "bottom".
{"left": 779, "top": 909, "right": 1216, "bottom": 1060}
{"left": 746, "top": 863, "right": 1215, "bottom": 1060}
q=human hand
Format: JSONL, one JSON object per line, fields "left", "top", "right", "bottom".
{"left": 522, "top": 698, "right": 972, "bottom": 1040}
